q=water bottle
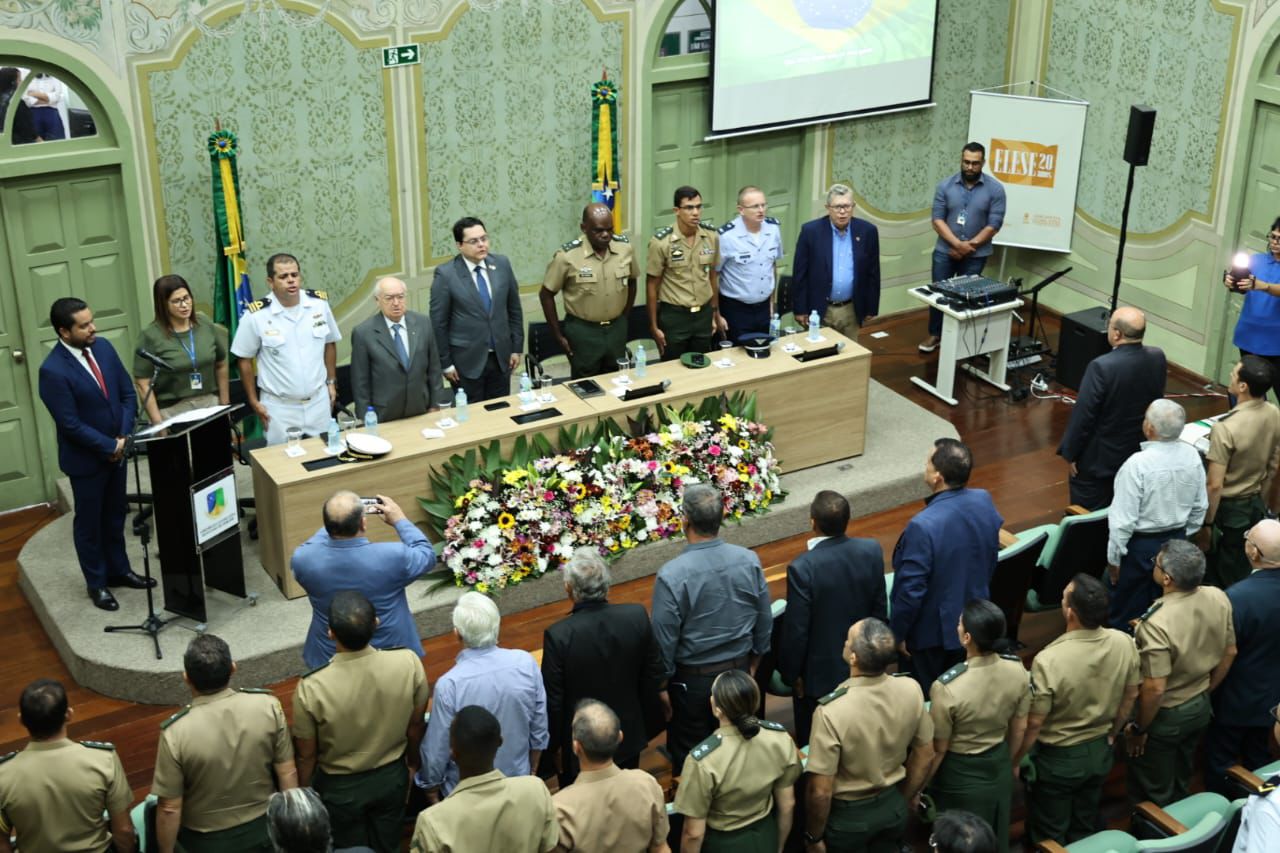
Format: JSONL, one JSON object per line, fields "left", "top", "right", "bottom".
{"left": 808, "top": 309, "right": 821, "bottom": 342}
{"left": 363, "top": 406, "right": 378, "bottom": 436}
{"left": 769, "top": 313, "right": 781, "bottom": 342}
{"left": 454, "top": 387, "right": 469, "bottom": 422}
{"left": 519, "top": 372, "right": 534, "bottom": 404}
{"left": 326, "top": 418, "right": 341, "bottom": 453}
{"left": 635, "top": 344, "right": 647, "bottom": 378}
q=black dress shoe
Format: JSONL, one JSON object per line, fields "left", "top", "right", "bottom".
{"left": 106, "top": 570, "right": 157, "bottom": 590}
{"left": 88, "top": 587, "right": 119, "bottom": 611}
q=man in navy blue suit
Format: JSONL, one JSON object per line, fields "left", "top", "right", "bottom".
{"left": 38, "top": 297, "right": 152, "bottom": 611}
{"left": 891, "top": 438, "right": 1004, "bottom": 692}
{"left": 791, "top": 183, "right": 880, "bottom": 341}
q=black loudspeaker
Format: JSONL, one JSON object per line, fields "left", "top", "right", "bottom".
{"left": 1123, "top": 105, "right": 1156, "bottom": 166}
{"left": 1056, "top": 307, "right": 1111, "bottom": 390}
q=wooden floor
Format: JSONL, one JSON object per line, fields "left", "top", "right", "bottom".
{"left": 0, "top": 307, "right": 1228, "bottom": 848}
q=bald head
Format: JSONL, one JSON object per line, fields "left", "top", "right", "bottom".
{"left": 373, "top": 276, "right": 408, "bottom": 321}
{"left": 571, "top": 699, "right": 622, "bottom": 764}
{"left": 581, "top": 203, "right": 615, "bottom": 254}
{"left": 322, "top": 490, "right": 365, "bottom": 538}
{"left": 1249, "top": 519, "right": 1280, "bottom": 567}
{"left": 1110, "top": 306, "right": 1146, "bottom": 344}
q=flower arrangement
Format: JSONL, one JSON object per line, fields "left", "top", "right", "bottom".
{"left": 419, "top": 393, "right": 784, "bottom": 592}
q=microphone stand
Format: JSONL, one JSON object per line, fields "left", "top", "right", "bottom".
{"left": 104, "top": 363, "right": 172, "bottom": 660}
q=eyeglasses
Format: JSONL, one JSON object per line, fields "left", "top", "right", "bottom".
{"left": 168, "top": 295, "right": 193, "bottom": 306}
{"left": 1271, "top": 703, "right": 1280, "bottom": 725}
{"left": 460, "top": 235, "right": 490, "bottom": 247}
{"left": 827, "top": 204, "right": 854, "bottom": 213}
{"left": 740, "top": 203, "right": 768, "bottom": 211}
{"left": 1268, "top": 233, "right": 1280, "bottom": 243}
{"left": 379, "top": 293, "right": 407, "bottom": 302}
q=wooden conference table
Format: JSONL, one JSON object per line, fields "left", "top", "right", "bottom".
{"left": 251, "top": 330, "right": 870, "bottom": 598}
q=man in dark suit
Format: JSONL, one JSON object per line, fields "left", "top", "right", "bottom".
{"left": 541, "top": 547, "right": 663, "bottom": 788}
{"left": 38, "top": 297, "right": 154, "bottom": 611}
{"left": 430, "top": 217, "right": 524, "bottom": 403}
{"left": 1057, "top": 306, "right": 1167, "bottom": 510}
{"left": 350, "top": 276, "right": 445, "bottom": 422}
{"left": 891, "top": 438, "right": 1004, "bottom": 692}
{"left": 779, "top": 490, "right": 887, "bottom": 746}
{"left": 791, "top": 183, "right": 880, "bottom": 340}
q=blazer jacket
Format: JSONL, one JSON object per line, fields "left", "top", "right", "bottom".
{"left": 429, "top": 254, "right": 524, "bottom": 379}
{"left": 791, "top": 215, "right": 881, "bottom": 323}
{"left": 38, "top": 339, "right": 137, "bottom": 478}
{"left": 349, "top": 309, "right": 445, "bottom": 421}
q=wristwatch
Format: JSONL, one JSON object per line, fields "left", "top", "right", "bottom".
{"left": 325, "top": 378, "right": 336, "bottom": 386}
{"left": 1127, "top": 721, "right": 1147, "bottom": 736}
{"left": 804, "top": 831, "right": 824, "bottom": 845}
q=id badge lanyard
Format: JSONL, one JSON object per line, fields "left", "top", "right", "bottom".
{"left": 176, "top": 328, "right": 202, "bottom": 390}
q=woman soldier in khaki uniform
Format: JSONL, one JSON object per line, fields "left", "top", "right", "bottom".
{"left": 925, "top": 599, "right": 1031, "bottom": 853}
{"left": 675, "top": 670, "right": 803, "bottom": 853}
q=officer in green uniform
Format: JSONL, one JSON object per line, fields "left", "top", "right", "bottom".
{"left": 926, "top": 600, "right": 1030, "bottom": 853}
{"left": 675, "top": 670, "right": 802, "bottom": 852}
{"left": 1200, "top": 356, "right": 1280, "bottom": 587}
{"left": 0, "top": 678, "right": 135, "bottom": 853}
{"left": 540, "top": 202, "right": 639, "bottom": 378}
{"left": 152, "top": 634, "right": 297, "bottom": 853}
{"left": 1126, "top": 540, "right": 1237, "bottom": 806}
{"left": 646, "top": 185, "right": 725, "bottom": 360}
{"left": 805, "top": 618, "right": 934, "bottom": 853}
{"left": 1015, "top": 574, "right": 1139, "bottom": 845}
{"left": 292, "top": 591, "right": 430, "bottom": 853}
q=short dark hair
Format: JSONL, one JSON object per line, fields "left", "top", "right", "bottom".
{"left": 0, "top": 67, "right": 20, "bottom": 94}
{"left": 50, "top": 297, "right": 88, "bottom": 334}
{"left": 1238, "top": 355, "right": 1274, "bottom": 398}
{"left": 811, "top": 490, "right": 850, "bottom": 537}
{"left": 932, "top": 810, "right": 997, "bottom": 853}
{"left": 329, "top": 590, "right": 376, "bottom": 650}
{"left": 961, "top": 599, "right": 1006, "bottom": 653}
{"left": 322, "top": 494, "right": 363, "bottom": 538}
{"left": 673, "top": 185, "right": 701, "bottom": 208}
{"left": 931, "top": 438, "right": 972, "bottom": 487}
{"left": 682, "top": 484, "right": 724, "bottom": 536}
{"left": 571, "top": 699, "right": 621, "bottom": 762}
{"left": 184, "top": 633, "right": 233, "bottom": 693}
{"left": 452, "top": 216, "right": 486, "bottom": 243}
{"left": 1066, "top": 573, "right": 1109, "bottom": 629}
{"left": 152, "top": 274, "right": 199, "bottom": 333}
{"left": 451, "top": 705, "right": 502, "bottom": 766}
{"left": 962, "top": 142, "right": 986, "bottom": 159}
{"left": 850, "top": 617, "right": 897, "bottom": 675}
{"left": 266, "top": 253, "right": 299, "bottom": 278}
{"left": 19, "top": 679, "right": 68, "bottom": 739}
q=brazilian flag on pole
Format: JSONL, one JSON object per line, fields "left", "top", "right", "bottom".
{"left": 591, "top": 73, "right": 621, "bottom": 229}
{"left": 208, "top": 129, "right": 253, "bottom": 340}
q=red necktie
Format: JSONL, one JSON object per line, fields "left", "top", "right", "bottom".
{"left": 83, "top": 349, "right": 108, "bottom": 398}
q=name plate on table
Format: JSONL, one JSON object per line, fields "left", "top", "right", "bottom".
{"left": 622, "top": 381, "right": 671, "bottom": 401}
{"left": 792, "top": 344, "right": 844, "bottom": 362}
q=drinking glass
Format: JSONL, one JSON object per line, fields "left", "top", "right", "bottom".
{"left": 285, "top": 427, "right": 303, "bottom": 454}
{"left": 538, "top": 376, "right": 554, "bottom": 402}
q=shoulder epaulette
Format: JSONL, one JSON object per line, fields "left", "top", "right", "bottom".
{"left": 938, "top": 662, "right": 968, "bottom": 685}
{"left": 245, "top": 298, "right": 270, "bottom": 313}
{"left": 160, "top": 707, "right": 190, "bottom": 730}
{"left": 758, "top": 719, "right": 786, "bottom": 732}
{"left": 1137, "top": 601, "right": 1163, "bottom": 623}
{"left": 1216, "top": 410, "right": 1237, "bottom": 422}
{"left": 380, "top": 645, "right": 406, "bottom": 651}
{"left": 999, "top": 653, "right": 1022, "bottom": 662}
{"left": 717, "top": 221, "right": 735, "bottom": 235}
{"left": 892, "top": 671, "right": 912, "bottom": 677}
{"left": 699, "top": 219, "right": 716, "bottom": 231}
{"left": 817, "top": 686, "right": 848, "bottom": 705}
{"left": 0, "top": 751, "right": 16, "bottom": 765}
{"left": 302, "top": 662, "right": 330, "bottom": 678}
{"left": 238, "top": 687, "right": 272, "bottom": 695}
{"left": 764, "top": 216, "right": 780, "bottom": 225}
{"left": 1255, "top": 775, "right": 1279, "bottom": 796}
{"left": 560, "top": 237, "right": 583, "bottom": 253}
{"left": 80, "top": 740, "right": 116, "bottom": 751}
{"left": 611, "top": 233, "right": 629, "bottom": 243}
{"left": 305, "top": 289, "right": 327, "bottom": 300}
{"left": 654, "top": 226, "right": 673, "bottom": 239}
{"left": 690, "top": 733, "right": 721, "bottom": 761}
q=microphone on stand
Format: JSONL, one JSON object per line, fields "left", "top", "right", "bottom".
{"left": 136, "top": 348, "right": 177, "bottom": 371}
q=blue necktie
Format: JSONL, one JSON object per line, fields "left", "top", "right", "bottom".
{"left": 475, "top": 266, "right": 493, "bottom": 314}
{"left": 391, "top": 323, "right": 409, "bottom": 370}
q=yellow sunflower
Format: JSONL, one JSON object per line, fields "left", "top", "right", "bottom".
{"left": 738, "top": 439, "right": 750, "bottom": 450}
{"left": 497, "top": 512, "right": 516, "bottom": 529}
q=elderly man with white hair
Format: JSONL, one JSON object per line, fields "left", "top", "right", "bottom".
{"left": 1106, "top": 398, "right": 1208, "bottom": 629}
{"left": 416, "top": 591, "right": 548, "bottom": 803}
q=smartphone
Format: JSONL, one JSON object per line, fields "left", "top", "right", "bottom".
{"left": 484, "top": 400, "right": 511, "bottom": 411}
{"left": 360, "top": 496, "right": 383, "bottom": 514}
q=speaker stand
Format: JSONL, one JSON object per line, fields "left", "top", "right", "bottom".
{"left": 1110, "top": 161, "right": 1137, "bottom": 315}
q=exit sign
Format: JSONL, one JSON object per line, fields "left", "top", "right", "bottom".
{"left": 382, "top": 44, "right": 421, "bottom": 67}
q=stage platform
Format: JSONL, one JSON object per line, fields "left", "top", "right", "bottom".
{"left": 17, "top": 380, "right": 956, "bottom": 705}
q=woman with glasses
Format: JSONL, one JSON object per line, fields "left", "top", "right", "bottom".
{"left": 1225, "top": 216, "right": 1280, "bottom": 392}
{"left": 132, "top": 274, "right": 230, "bottom": 422}
{"left": 674, "top": 670, "right": 802, "bottom": 852}
{"left": 924, "top": 600, "right": 1030, "bottom": 853}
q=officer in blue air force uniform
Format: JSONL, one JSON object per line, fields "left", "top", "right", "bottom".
{"left": 715, "top": 186, "right": 783, "bottom": 340}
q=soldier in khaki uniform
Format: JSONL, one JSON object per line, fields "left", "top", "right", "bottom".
{"left": 411, "top": 705, "right": 558, "bottom": 853}
{"left": 152, "top": 634, "right": 297, "bottom": 853}
{"left": 675, "top": 671, "right": 802, "bottom": 852}
{"left": 292, "top": 591, "right": 429, "bottom": 853}
{"left": 646, "top": 185, "right": 725, "bottom": 360}
{"left": 1126, "top": 540, "right": 1237, "bottom": 806}
{"left": 926, "top": 601, "right": 1030, "bottom": 853}
{"left": 805, "top": 618, "right": 934, "bottom": 853}
{"left": 552, "top": 700, "right": 668, "bottom": 853}
{"left": 0, "top": 679, "right": 135, "bottom": 853}
{"left": 540, "top": 203, "right": 639, "bottom": 379}
{"left": 1200, "top": 356, "right": 1280, "bottom": 587}
{"left": 1014, "top": 574, "right": 1139, "bottom": 845}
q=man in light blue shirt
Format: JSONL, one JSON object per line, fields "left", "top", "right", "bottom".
{"left": 921, "top": 143, "right": 1007, "bottom": 353}
{"left": 417, "top": 592, "right": 548, "bottom": 801}
{"left": 715, "top": 186, "right": 784, "bottom": 340}
{"left": 1106, "top": 399, "right": 1208, "bottom": 629}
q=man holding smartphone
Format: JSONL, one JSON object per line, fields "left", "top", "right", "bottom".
{"left": 291, "top": 490, "right": 436, "bottom": 667}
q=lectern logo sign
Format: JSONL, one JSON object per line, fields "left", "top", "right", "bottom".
{"left": 990, "top": 139, "right": 1058, "bottom": 188}
{"left": 382, "top": 45, "right": 421, "bottom": 68}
